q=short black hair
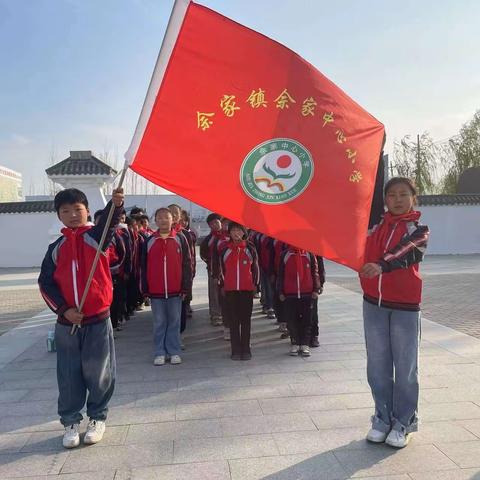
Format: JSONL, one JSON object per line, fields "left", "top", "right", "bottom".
{"left": 140, "top": 214, "right": 149, "bottom": 221}
{"left": 206, "top": 213, "right": 221, "bottom": 224}
{"left": 54, "top": 188, "right": 88, "bottom": 213}
{"left": 94, "top": 209, "right": 103, "bottom": 221}
{"left": 130, "top": 207, "right": 144, "bottom": 215}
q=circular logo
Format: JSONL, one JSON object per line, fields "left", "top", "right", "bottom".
{"left": 240, "top": 138, "right": 314, "bottom": 205}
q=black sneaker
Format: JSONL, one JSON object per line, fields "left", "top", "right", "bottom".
{"left": 310, "top": 336, "right": 320, "bottom": 348}
{"left": 231, "top": 354, "right": 242, "bottom": 361}
{"left": 241, "top": 352, "right": 252, "bottom": 361}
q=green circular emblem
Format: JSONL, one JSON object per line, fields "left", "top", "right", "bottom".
{"left": 240, "top": 138, "right": 314, "bottom": 205}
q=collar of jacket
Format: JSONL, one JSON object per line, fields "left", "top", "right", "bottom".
{"left": 383, "top": 210, "right": 421, "bottom": 226}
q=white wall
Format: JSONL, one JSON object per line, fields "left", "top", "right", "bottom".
{"left": 0, "top": 212, "right": 61, "bottom": 267}
{"left": 418, "top": 205, "right": 480, "bottom": 254}
{"left": 1, "top": 204, "right": 478, "bottom": 267}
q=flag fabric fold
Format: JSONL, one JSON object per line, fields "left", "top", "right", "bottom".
{"left": 127, "top": 0, "right": 385, "bottom": 270}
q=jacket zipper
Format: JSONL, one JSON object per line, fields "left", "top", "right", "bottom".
{"left": 72, "top": 260, "right": 79, "bottom": 308}
{"left": 236, "top": 248, "right": 240, "bottom": 290}
{"left": 296, "top": 271, "right": 300, "bottom": 299}
{"left": 163, "top": 240, "right": 168, "bottom": 299}
{"left": 378, "top": 224, "right": 397, "bottom": 306}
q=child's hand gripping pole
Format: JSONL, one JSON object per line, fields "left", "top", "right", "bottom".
{"left": 70, "top": 167, "right": 128, "bottom": 335}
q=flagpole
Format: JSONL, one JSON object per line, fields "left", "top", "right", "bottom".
{"left": 70, "top": 162, "right": 129, "bottom": 335}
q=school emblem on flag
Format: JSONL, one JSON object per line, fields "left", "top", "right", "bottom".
{"left": 240, "top": 138, "right": 314, "bottom": 205}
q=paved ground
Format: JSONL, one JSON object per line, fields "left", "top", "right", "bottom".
{"left": 2, "top": 263, "right": 480, "bottom": 478}
{"left": 1, "top": 255, "right": 479, "bottom": 339}
{"left": 327, "top": 255, "right": 480, "bottom": 339}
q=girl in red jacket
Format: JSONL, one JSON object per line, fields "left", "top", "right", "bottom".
{"left": 218, "top": 222, "right": 259, "bottom": 361}
{"left": 277, "top": 246, "right": 321, "bottom": 357}
{"left": 360, "top": 177, "right": 429, "bottom": 449}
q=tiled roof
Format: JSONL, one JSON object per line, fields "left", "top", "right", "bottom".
{"left": 46, "top": 151, "right": 117, "bottom": 176}
{"left": 0, "top": 201, "right": 56, "bottom": 214}
{"left": 418, "top": 194, "right": 480, "bottom": 206}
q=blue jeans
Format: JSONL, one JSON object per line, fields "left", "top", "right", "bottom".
{"left": 55, "top": 320, "right": 116, "bottom": 427}
{"left": 151, "top": 296, "right": 182, "bottom": 356}
{"left": 363, "top": 300, "right": 421, "bottom": 434}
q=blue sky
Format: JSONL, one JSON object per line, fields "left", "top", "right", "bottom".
{"left": 0, "top": 0, "right": 479, "bottom": 194}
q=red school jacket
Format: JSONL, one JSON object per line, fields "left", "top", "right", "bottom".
{"left": 277, "top": 248, "right": 321, "bottom": 298}
{"left": 141, "top": 230, "right": 192, "bottom": 298}
{"left": 218, "top": 240, "right": 260, "bottom": 292}
{"left": 38, "top": 202, "right": 123, "bottom": 326}
{"left": 360, "top": 210, "right": 429, "bottom": 311}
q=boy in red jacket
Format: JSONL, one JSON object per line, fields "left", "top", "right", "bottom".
{"left": 277, "top": 246, "right": 321, "bottom": 357}
{"left": 141, "top": 208, "right": 192, "bottom": 366}
{"left": 360, "top": 177, "right": 429, "bottom": 449}
{"left": 38, "top": 187, "right": 124, "bottom": 449}
{"left": 218, "top": 222, "right": 259, "bottom": 360}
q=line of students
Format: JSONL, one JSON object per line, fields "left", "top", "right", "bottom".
{"left": 38, "top": 175, "right": 429, "bottom": 451}
{"left": 200, "top": 214, "right": 326, "bottom": 360}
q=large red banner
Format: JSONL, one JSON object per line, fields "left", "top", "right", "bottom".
{"left": 127, "top": 0, "right": 385, "bottom": 270}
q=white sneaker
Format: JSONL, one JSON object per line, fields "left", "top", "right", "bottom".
{"left": 153, "top": 355, "right": 165, "bottom": 366}
{"left": 366, "top": 427, "right": 388, "bottom": 443}
{"left": 385, "top": 429, "right": 411, "bottom": 448}
{"left": 223, "top": 328, "right": 231, "bottom": 340}
{"left": 84, "top": 419, "right": 106, "bottom": 445}
{"left": 63, "top": 423, "right": 80, "bottom": 449}
{"left": 170, "top": 355, "right": 182, "bottom": 365}
{"left": 289, "top": 345, "right": 299, "bottom": 356}
{"left": 300, "top": 345, "right": 311, "bottom": 357}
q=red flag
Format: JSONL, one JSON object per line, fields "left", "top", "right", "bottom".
{"left": 126, "top": 0, "right": 385, "bottom": 270}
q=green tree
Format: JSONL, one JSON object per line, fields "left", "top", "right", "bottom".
{"left": 441, "top": 110, "right": 480, "bottom": 193}
{"left": 392, "top": 132, "right": 440, "bottom": 194}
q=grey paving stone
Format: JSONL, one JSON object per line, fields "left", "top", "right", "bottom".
{"left": 228, "top": 452, "right": 348, "bottom": 480}
{"left": 212, "top": 384, "right": 294, "bottom": 402}
{"left": 20, "top": 388, "right": 58, "bottom": 401}
{"left": 0, "top": 432, "right": 31, "bottom": 454}
{"left": 173, "top": 433, "right": 279, "bottom": 463}
{"left": 0, "top": 400, "right": 54, "bottom": 417}
{"left": 2, "top": 473, "right": 116, "bottom": 480}
{"left": 175, "top": 399, "right": 262, "bottom": 421}
{"left": 412, "top": 421, "right": 478, "bottom": 445}
{"left": 334, "top": 443, "right": 458, "bottom": 477}
{"left": 422, "top": 402, "right": 480, "bottom": 422}
{"left": 177, "top": 375, "right": 252, "bottom": 390}
{"left": 107, "top": 406, "right": 176, "bottom": 425}
{"left": 456, "top": 419, "right": 480, "bottom": 438}
{"left": 126, "top": 418, "right": 222, "bottom": 443}
{"left": 247, "top": 372, "right": 319, "bottom": 386}
{"left": 276, "top": 360, "right": 345, "bottom": 373}
{"left": 309, "top": 408, "right": 372, "bottom": 430}
{"left": 220, "top": 412, "right": 317, "bottom": 436}
{"left": 410, "top": 469, "right": 480, "bottom": 479}
{"left": 115, "top": 461, "right": 231, "bottom": 480}
{"left": 318, "top": 369, "right": 367, "bottom": 382}
{"left": 114, "top": 380, "right": 178, "bottom": 395}
{"left": 273, "top": 427, "right": 367, "bottom": 455}
{"left": 0, "top": 451, "right": 69, "bottom": 478}
{"left": 0, "top": 415, "right": 60, "bottom": 434}
{"left": 435, "top": 440, "right": 480, "bottom": 468}
{"left": 259, "top": 395, "right": 343, "bottom": 414}
{"left": 289, "top": 379, "right": 369, "bottom": 396}
{"left": 60, "top": 443, "right": 173, "bottom": 473}
{"left": 0, "top": 389, "right": 30, "bottom": 404}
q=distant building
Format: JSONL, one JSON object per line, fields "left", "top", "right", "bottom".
{"left": 0, "top": 165, "right": 22, "bottom": 202}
